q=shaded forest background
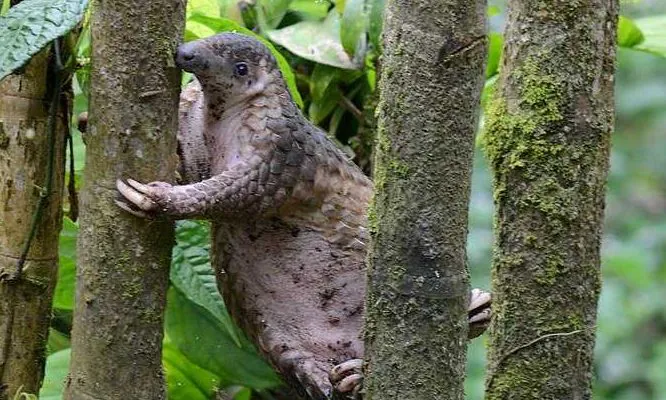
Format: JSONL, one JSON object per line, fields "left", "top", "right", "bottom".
{"left": 10, "top": 0, "right": 663, "bottom": 399}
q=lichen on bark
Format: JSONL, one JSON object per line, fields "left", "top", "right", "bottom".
{"left": 483, "top": 0, "right": 618, "bottom": 398}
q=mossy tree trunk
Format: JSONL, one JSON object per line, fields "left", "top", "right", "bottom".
{"left": 64, "top": 1, "right": 185, "bottom": 399}
{"left": 483, "top": 0, "right": 618, "bottom": 398}
{"left": 363, "top": 0, "right": 487, "bottom": 398}
{"left": 0, "top": 49, "right": 66, "bottom": 400}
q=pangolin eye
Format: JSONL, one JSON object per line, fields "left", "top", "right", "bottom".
{"left": 234, "top": 62, "right": 249, "bottom": 76}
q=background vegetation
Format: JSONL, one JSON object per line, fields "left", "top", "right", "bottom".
{"left": 1, "top": 0, "right": 662, "bottom": 398}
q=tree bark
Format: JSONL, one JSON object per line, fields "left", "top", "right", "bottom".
{"left": 64, "top": 1, "right": 185, "bottom": 399}
{"left": 0, "top": 50, "right": 65, "bottom": 399}
{"left": 363, "top": 0, "right": 487, "bottom": 399}
{"left": 483, "top": 0, "right": 617, "bottom": 398}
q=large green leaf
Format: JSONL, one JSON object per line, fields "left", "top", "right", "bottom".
{"left": 163, "top": 339, "right": 220, "bottom": 400}
{"left": 165, "top": 287, "right": 282, "bottom": 390}
{"left": 617, "top": 15, "right": 645, "bottom": 49}
{"left": 258, "top": 0, "right": 290, "bottom": 29}
{"left": 52, "top": 217, "right": 77, "bottom": 310}
{"left": 340, "top": 0, "right": 366, "bottom": 58}
{"left": 185, "top": 14, "right": 304, "bottom": 108}
{"left": 266, "top": 10, "right": 360, "bottom": 69}
{"left": 171, "top": 220, "right": 240, "bottom": 346}
{"left": 40, "top": 349, "right": 70, "bottom": 400}
{"left": 634, "top": 15, "right": 666, "bottom": 57}
{"left": 0, "top": 0, "right": 88, "bottom": 80}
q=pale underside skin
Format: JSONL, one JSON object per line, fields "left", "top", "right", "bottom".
{"left": 116, "top": 33, "right": 491, "bottom": 400}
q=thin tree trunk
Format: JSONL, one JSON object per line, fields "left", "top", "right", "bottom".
{"left": 64, "top": 1, "right": 185, "bottom": 398}
{"left": 483, "top": 0, "right": 618, "bottom": 398}
{"left": 363, "top": 0, "right": 487, "bottom": 398}
{"left": 0, "top": 49, "right": 66, "bottom": 400}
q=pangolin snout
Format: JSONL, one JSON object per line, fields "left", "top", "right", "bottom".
{"left": 175, "top": 42, "right": 205, "bottom": 73}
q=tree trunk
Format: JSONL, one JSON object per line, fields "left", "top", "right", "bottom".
{"left": 0, "top": 50, "right": 66, "bottom": 400}
{"left": 64, "top": 1, "right": 185, "bottom": 398}
{"left": 363, "top": 0, "right": 487, "bottom": 398}
{"left": 483, "top": 0, "right": 617, "bottom": 398}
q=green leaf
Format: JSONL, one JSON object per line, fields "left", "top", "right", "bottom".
{"left": 232, "top": 387, "right": 253, "bottom": 400}
{"left": 1, "top": 0, "right": 10, "bottom": 16}
{"left": 266, "top": 10, "right": 360, "bottom": 69}
{"left": 617, "top": 15, "right": 645, "bottom": 49}
{"left": 486, "top": 32, "right": 503, "bottom": 78}
{"left": 288, "top": 0, "right": 330, "bottom": 20}
{"left": 0, "top": 0, "right": 89, "bottom": 80}
{"left": 258, "top": 0, "right": 291, "bottom": 29}
{"left": 188, "top": 0, "right": 220, "bottom": 17}
{"left": 52, "top": 217, "right": 77, "bottom": 310}
{"left": 367, "top": 0, "right": 384, "bottom": 51}
{"left": 333, "top": 0, "right": 345, "bottom": 14}
{"left": 186, "top": 14, "right": 304, "bottom": 108}
{"left": 340, "top": 0, "right": 366, "bottom": 58}
{"left": 633, "top": 15, "right": 666, "bottom": 57}
{"left": 40, "top": 349, "right": 70, "bottom": 400}
{"left": 309, "top": 63, "right": 339, "bottom": 100}
{"left": 309, "top": 85, "right": 341, "bottom": 124}
{"left": 186, "top": 0, "right": 220, "bottom": 41}
{"left": 163, "top": 339, "right": 220, "bottom": 400}
{"left": 171, "top": 220, "right": 240, "bottom": 346}
{"left": 328, "top": 105, "right": 345, "bottom": 136}
{"left": 165, "top": 287, "right": 282, "bottom": 390}
{"left": 46, "top": 328, "right": 70, "bottom": 355}
{"left": 72, "top": 20, "right": 91, "bottom": 102}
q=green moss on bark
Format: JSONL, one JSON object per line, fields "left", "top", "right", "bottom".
{"left": 483, "top": 1, "right": 618, "bottom": 399}
{"left": 363, "top": 0, "right": 487, "bottom": 399}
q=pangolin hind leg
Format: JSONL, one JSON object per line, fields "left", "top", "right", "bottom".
{"left": 328, "top": 288, "right": 492, "bottom": 399}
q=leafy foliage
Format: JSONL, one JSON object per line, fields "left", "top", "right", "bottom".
{"left": 267, "top": 11, "right": 359, "bottom": 69}
{"left": 617, "top": 15, "right": 666, "bottom": 57}
{"left": 165, "top": 287, "right": 281, "bottom": 390}
{"left": 617, "top": 16, "right": 645, "bottom": 48}
{"left": 340, "top": 0, "right": 367, "bottom": 59}
{"left": 171, "top": 220, "right": 240, "bottom": 345}
{"left": 52, "top": 217, "right": 76, "bottom": 310}
{"left": 163, "top": 340, "right": 220, "bottom": 400}
{"left": 0, "top": 0, "right": 88, "bottom": 80}
{"left": 633, "top": 15, "right": 666, "bottom": 57}
{"left": 40, "top": 349, "right": 70, "bottom": 400}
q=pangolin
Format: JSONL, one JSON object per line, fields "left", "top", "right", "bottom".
{"left": 116, "top": 33, "right": 491, "bottom": 399}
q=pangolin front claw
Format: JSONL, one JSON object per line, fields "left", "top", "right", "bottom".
{"left": 114, "top": 198, "right": 153, "bottom": 219}
{"left": 116, "top": 179, "right": 171, "bottom": 218}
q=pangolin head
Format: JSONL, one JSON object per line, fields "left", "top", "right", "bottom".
{"left": 176, "top": 33, "right": 283, "bottom": 112}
